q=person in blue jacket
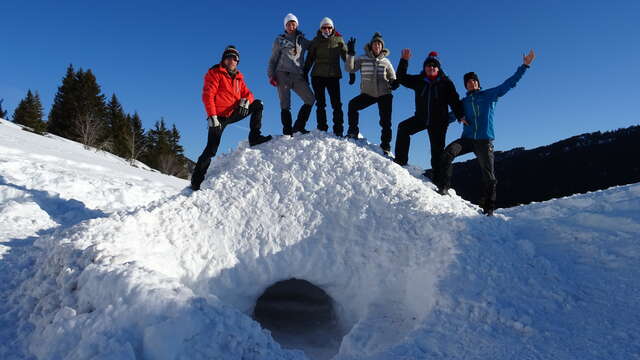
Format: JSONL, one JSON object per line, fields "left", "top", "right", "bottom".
{"left": 438, "top": 49, "right": 536, "bottom": 216}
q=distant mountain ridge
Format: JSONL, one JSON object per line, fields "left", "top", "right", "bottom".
{"left": 429, "top": 125, "right": 640, "bottom": 209}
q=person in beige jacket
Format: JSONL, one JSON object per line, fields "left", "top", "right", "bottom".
{"left": 345, "top": 32, "right": 397, "bottom": 154}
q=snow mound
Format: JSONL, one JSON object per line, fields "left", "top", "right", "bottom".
{"left": 10, "top": 131, "right": 640, "bottom": 360}
{"left": 15, "top": 133, "right": 480, "bottom": 359}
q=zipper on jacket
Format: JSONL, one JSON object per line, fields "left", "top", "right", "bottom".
{"left": 374, "top": 58, "right": 379, "bottom": 94}
{"left": 471, "top": 93, "right": 480, "bottom": 139}
{"left": 427, "top": 82, "right": 432, "bottom": 125}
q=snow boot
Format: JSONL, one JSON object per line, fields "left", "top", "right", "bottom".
{"left": 281, "top": 109, "right": 293, "bottom": 136}
{"left": 332, "top": 108, "right": 344, "bottom": 137}
{"left": 293, "top": 104, "right": 312, "bottom": 134}
{"left": 316, "top": 108, "right": 329, "bottom": 132}
{"left": 381, "top": 143, "right": 391, "bottom": 157}
{"left": 249, "top": 134, "right": 273, "bottom": 147}
{"left": 482, "top": 207, "right": 494, "bottom": 216}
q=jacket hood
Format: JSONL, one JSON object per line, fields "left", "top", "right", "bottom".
{"left": 364, "top": 43, "right": 389, "bottom": 59}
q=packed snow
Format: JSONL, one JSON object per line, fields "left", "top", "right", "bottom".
{"left": 0, "top": 117, "right": 638, "bottom": 359}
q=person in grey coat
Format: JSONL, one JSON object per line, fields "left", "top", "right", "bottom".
{"left": 345, "top": 32, "right": 397, "bottom": 154}
{"left": 267, "top": 13, "right": 315, "bottom": 135}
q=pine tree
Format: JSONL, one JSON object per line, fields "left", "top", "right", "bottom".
{"left": 0, "top": 99, "right": 8, "bottom": 119}
{"left": 143, "top": 117, "right": 167, "bottom": 170}
{"left": 142, "top": 118, "right": 188, "bottom": 177}
{"left": 168, "top": 124, "right": 187, "bottom": 178}
{"left": 105, "top": 94, "right": 130, "bottom": 157}
{"left": 12, "top": 90, "right": 47, "bottom": 134}
{"left": 123, "top": 112, "right": 147, "bottom": 164}
{"left": 169, "top": 124, "right": 184, "bottom": 157}
{"left": 48, "top": 65, "right": 108, "bottom": 148}
{"left": 73, "top": 68, "right": 108, "bottom": 149}
{"left": 48, "top": 65, "right": 78, "bottom": 138}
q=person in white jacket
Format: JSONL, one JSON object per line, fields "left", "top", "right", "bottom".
{"left": 345, "top": 32, "right": 397, "bottom": 155}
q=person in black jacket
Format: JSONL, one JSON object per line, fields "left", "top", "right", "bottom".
{"left": 394, "top": 49, "right": 465, "bottom": 184}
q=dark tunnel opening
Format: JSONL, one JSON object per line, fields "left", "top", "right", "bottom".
{"left": 253, "top": 278, "right": 345, "bottom": 360}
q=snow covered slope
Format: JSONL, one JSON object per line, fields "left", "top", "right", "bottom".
{"left": 0, "top": 118, "right": 187, "bottom": 359}
{"left": 1, "top": 119, "right": 638, "bottom": 359}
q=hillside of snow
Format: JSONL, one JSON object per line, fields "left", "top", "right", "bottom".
{"left": 1, "top": 118, "right": 639, "bottom": 359}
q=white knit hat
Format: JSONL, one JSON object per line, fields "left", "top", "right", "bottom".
{"left": 284, "top": 13, "right": 298, "bottom": 29}
{"left": 319, "top": 17, "right": 334, "bottom": 29}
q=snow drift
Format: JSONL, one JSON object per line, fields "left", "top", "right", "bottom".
{"left": 3, "top": 121, "right": 639, "bottom": 359}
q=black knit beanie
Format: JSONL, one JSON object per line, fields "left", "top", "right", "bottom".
{"left": 464, "top": 72, "right": 480, "bottom": 88}
{"left": 221, "top": 45, "right": 240, "bottom": 63}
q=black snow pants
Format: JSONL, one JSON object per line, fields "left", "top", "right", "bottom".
{"left": 311, "top": 76, "right": 344, "bottom": 136}
{"left": 191, "top": 100, "right": 265, "bottom": 189}
{"left": 347, "top": 93, "right": 393, "bottom": 149}
{"left": 394, "top": 116, "right": 448, "bottom": 182}
{"left": 441, "top": 138, "right": 497, "bottom": 211}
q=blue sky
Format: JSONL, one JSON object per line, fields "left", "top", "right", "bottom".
{"left": 2, "top": 0, "right": 638, "bottom": 168}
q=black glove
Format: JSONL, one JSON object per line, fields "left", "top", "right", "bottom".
{"left": 349, "top": 73, "right": 356, "bottom": 85}
{"left": 390, "top": 80, "right": 400, "bottom": 90}
{"left": 347, "top": 37, "right": 356, "bottom": 56}
{"left": 237, "top": 98, "right": 250, "bottom": 118}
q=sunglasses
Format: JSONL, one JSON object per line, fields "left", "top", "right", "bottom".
{"left": 425, "top": 63, "right": 438, "bottom": 68}
{"left": 321, "top": 26, "right": 333, "bottom": 30}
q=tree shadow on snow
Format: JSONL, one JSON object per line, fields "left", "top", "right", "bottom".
{"left": 0, "top": 175, "right": 107, "bottom": 360}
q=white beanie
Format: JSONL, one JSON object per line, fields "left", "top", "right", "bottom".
{"left": 319, "top": 17, "right": 334, "bottom": 29}
{"left": 284, "top": 13, "right": 298, "bottom": 29}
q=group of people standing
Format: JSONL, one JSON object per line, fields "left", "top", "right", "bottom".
{"left": 191, "top": 13, "right": 536, "bottom": 216}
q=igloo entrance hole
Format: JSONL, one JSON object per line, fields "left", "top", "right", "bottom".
{"left": 253, "top": 278, "right": 345, "bottom": 360}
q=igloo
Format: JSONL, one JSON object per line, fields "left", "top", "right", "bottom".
{"left": 18, "top": 133, "right": 480, "bottom": 360}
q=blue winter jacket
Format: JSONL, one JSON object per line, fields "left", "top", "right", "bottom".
{"left": 461, "top": 64, "right": 528, "bottom": 140}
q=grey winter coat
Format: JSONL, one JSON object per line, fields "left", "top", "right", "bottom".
{"left": 268, "top": 31, "right": 311, "bottom": 78}
{"left": 346, "top": 44, "right": 396, "bottom": 98}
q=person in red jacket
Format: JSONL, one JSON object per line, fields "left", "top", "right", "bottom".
{"left": 191, "top": 45, "right": 272, "bottom": 191}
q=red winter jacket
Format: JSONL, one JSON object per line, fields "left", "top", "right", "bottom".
{"left": 202, "top": 64, "right": 255, "bottom": 117}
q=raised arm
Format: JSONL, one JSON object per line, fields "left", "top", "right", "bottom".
{"left": 396, "top": 48, "right": 417, "bottom": 89}
{"left": 345, "top": 37, "right": 360, "bottom": 73}
{"left": 491, "top": 49, "right": 535, "bottom": 98}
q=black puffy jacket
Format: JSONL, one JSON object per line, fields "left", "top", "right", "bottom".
{"left": 396, "top": 58, "right": 464, "bottom": 127}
